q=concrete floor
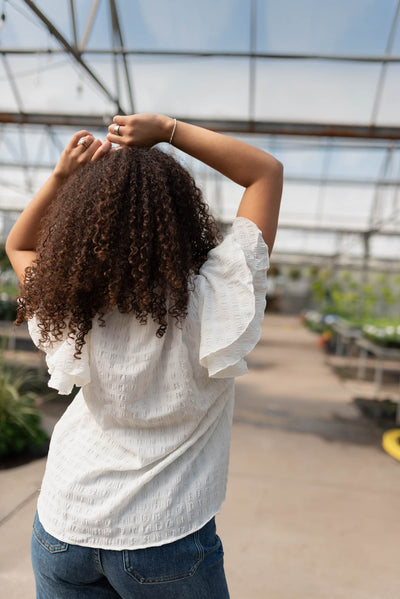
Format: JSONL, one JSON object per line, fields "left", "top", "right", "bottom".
{"left": 1, "top": 314, "right": 399, "bottom": 598}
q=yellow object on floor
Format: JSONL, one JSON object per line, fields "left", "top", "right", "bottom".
{"left": 382, "top": 429, "right": 400, "bottom": 462}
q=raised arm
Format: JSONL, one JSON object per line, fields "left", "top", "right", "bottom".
{"left": 107, "top": 114, "right": 283, "bottom": 253}
{"left": 6, "top": 132, "right": 111, "bottom": 284}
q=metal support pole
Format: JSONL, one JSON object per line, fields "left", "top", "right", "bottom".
{"left": 108, "top": 0, "right": 121, "bottom": 104}
{"left": 69, "top": 0, "right": 78, "bottom": 48}
{"left": 249, "top": 0, "right": 257, "bottom": 122}
{"left": 370, "top": 0, "right": 400, "bottom": 124}
{"left": 110, "top": 0, "right": 135, "bottom": 114}
{"left": 80, "top": 0, "right": 100, "bottom": 50}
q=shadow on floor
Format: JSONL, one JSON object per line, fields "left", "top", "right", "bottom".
{"left": 234, "top": 384, "right": 385, "bottom": 448}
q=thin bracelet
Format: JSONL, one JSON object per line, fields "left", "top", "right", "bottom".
{"left": 169, "top": 118, "right": 177, "bottom": 144}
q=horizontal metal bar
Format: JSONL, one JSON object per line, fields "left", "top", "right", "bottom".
{"left": 1, "top": 113, "right": 400, "bottom": 140}
{"left": 2, "top": 160, "right": 400, "bottom": 187}
{"left": 276, "top": 222, "right": 400, "bottom": 236}
{"left": 270, "top": 252, "right": 400, "bottom": 267}
{"left": 0, "top": 112, "right": 112, "bottom": 127}
{"left": 284, "top": 176, "right": 400, "bottom": 186}
{"left": 2, "top": 48, "right": 400, "bottom": 63}
{"left": 3, "top": 124, "right": 395, "bottom": 150}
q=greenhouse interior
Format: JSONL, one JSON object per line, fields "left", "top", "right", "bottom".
{"left": 1, "top": 1, "right": 400, "bottom": 598}
{"left": 1, "top": 1, "right": 400, "bottom": 325}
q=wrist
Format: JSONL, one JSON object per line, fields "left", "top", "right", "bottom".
{"left": 160, "top": 115, "right": 176, "bottom": 143}
{"left": 51, "top": 168, "right": 69, "bottom": 185}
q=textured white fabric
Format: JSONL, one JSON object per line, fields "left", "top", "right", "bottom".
{"left": 28, "top": 217, "right": 269, "bottom": 550}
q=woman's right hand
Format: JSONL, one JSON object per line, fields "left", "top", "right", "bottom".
{"left": 107, "top": 114, "right": 175, "bottom": 147}
{"left": 53, "top": 130, "right": 112, "bottom": 181}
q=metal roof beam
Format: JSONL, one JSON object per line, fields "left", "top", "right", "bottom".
{"left": 370, "top": 0, "right": 400, "bottom": 124}
{"left": 108, "top": 0, "right": 121, "bottom": 107}
{"left": 80, "top": 0, "right": 100, "bottom": 50}
{"left": 109, "top": 0, "right": 135, "bottom": 113}
{"left": 2, "top": 161, "right": 400, "bottom": 187}
{"left": 21, "top": 0, "right": 122, "bottom": 112}
{"left": 69, "top": 0, "right": 78, "bottom": 48}
{"left": 275, "top": 223, "right": 400, "bottom": 236}
{"left": 4, "top": 48, "right": 400, "bottom": 62}
{"left": 1, "top": 113, "right": 400, "bottom": 140}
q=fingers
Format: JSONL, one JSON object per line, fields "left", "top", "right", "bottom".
{"left": 55, "top": 131, "right": 107, "bottom": 180}
{"left": 113, "top": 115, "right": 128, "bottom": 125}
{"left": 91, "top": 140, "right": 112, "bottom": 162}
{"left": 67, "top": 130, "right": 92, "bottom": 151}
{"left": 76, "top": 135, "right": 94, "bottom": 150}
{"left": 107, "top": 114, "right": 137, "bottom": 144}
{"left": 80, "top": 137, "right": 102, "bottom": 160}
{"left": 107, "top": 122, "right": 124, "bottom": 142}
{"left": 107, "top": 132, "right": 123, "bottom": 145}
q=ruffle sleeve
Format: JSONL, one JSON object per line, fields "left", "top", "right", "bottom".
{"left": 27, "top": 317, "right": 91, "bottom": 395}
{"left": 197, "top": 216, "right": 270, "bottom": 378}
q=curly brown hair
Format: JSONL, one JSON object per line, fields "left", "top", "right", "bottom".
{"left": 16, "top": 146, "right": 221, "bottom": 357}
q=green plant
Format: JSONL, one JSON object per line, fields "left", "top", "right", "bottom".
{"left": 288, "top": 267, "right": 302, "bottom": 281}
{"left": 0, "top": 297, "right": 17, "bottom": 321}
{"left": 0, "top": 357, "right": 48, "bottom": 457}
{"left": 0, "top": 246, "right": 11, "bottom": 272}
{"left": 268, "top": 265, "right": 281, "bottom": 277}
{"left": 363, "top": 323, "right": 400, "bottom": 348}
{"left": 339, "top": 270, "right": 353, "bottom": 283}
{"left": 307, "top": 266, "right": 319, "bottom": 279}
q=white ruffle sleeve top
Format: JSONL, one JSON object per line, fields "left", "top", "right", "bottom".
{"left": 28, "top": 217, "right": 269, "bottom": 550}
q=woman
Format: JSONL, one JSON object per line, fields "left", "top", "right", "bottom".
{"left": 6, "top": 114, "right": 283, "bottom": 598}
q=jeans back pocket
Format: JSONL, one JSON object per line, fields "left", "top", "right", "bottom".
{"left": 123, "top": 529, "right": 204, "bottom": 584}
{"left": 32, "top": 512, "right": 69, "bottom": 554}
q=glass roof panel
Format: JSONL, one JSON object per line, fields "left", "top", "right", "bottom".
{"left": 0, "top": 0, "right": 59, "bottom": 48}
{"left": 257, "top": 0, "right": 398, "bottom": 54}
{"left": 255, "top": 60, "right": 381, "bottom": 124}
{"left": 319, "top": 185, "right": 375, "bottom": 229}
{"left": 123, "top": 56, "right": 250, "bottom": 118}
{"left": 371, "top": 185, "right": 400, "bottom": 228}
{"left": 117, "top": 0, "right": 251, "bottom": 52}
{"left": 267, "top": 142, "right": 326, "bottom": 178}
{"left": 0, "top": 55, "right": 116, "bottom": 114}
{"left": 28, "top": 0, "right": 73, "bottom": 44}
{"left": 376, "top": 65, "right": 400, "bottom": 126}
{"left": 371, "top": 235, "right": 400, "bottom": 259}
{"left": 388, "top": 10, "right": 400, "bottom": 54}
{"left": 277, "top": 183, "right": 321, "bottom": 226}
{"left": 275, "top": 229, "right": 339, "bottom": 257}
{"left": 76, "top": 0, "right": 115, "bottom": 51}
{"left": 327, "top": 146, "right": 387, "bottom": 181}
{"left": 0, "top": 59, "right": 20, "bottom": 112}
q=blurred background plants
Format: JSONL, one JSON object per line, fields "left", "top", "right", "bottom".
{"left": 302, "top": 266, "right": 400, "bottom": 349}
{"left": 0, "top": 359, "right": 48, "bottom": 458}
{"left": 0, "top": 338, "right": 51, "bottom": 458}
{"left": 0, "top": 246, "right": 18, "bottom": 321}
{"left": 309, "top": 267, "right": 400, "bottom": 324}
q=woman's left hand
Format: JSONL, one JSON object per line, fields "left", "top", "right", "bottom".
{"left": 53, "top": 130, "right": 112, "bottom": 181}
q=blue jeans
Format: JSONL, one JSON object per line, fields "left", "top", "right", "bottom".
{"left": 31, "top": 511, "right": 230, "bottom": 598}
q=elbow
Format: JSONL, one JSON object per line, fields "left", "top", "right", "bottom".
{"left": 272, "top": 158, "right": 284, "bottom": 182}
{"left": 5, "top": 236, "right": 12, "bottom": 259}
{"left": 262, "top": 157, "right": 283, "bottom": 189}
